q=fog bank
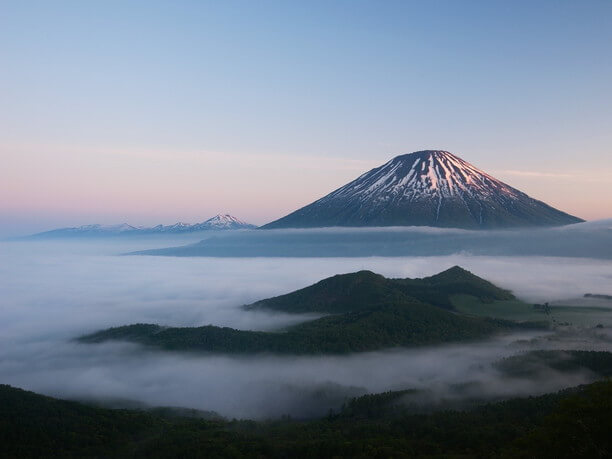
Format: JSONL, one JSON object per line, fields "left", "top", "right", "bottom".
{"left": 1, "top": 237, "right": 611, "bottom": 418}
{"left": 134, "top": 220, "right": 612, "bottom": 259}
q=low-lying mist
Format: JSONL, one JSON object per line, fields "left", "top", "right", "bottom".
{"left": 1, "top": 234, "right": 611, "bottom": 419}
{"left": 2, "top": 330, "right": 611, "bottom": 419}
{"left": 135, "top": 220, "right": 612, "bottom": 259}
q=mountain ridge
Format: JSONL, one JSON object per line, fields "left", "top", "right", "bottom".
{"left": 23, "top": 214, "right": 257, "bottom": 238}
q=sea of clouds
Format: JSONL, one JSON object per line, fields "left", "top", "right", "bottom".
{"left": 1, "top": 228, "right": 612, "bottom": 418}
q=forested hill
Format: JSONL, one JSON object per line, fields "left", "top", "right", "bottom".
{"left": 246, "top": 265, "right": 514, "bottom": 313}
{"left": 77, "top": 267, "right": 530, "bottom": 354}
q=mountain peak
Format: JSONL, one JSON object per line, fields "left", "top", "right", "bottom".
{"left": 392, "top": 149, "right": 452, "bottom": 160}
{"left": 207, "top": 214, "right": 244, "bottom": 223}
{"left": 425, "top": 266, "right": 475, "bottom": 283}
{"left": 263, "top": 150, "right": 583, "bottom": 229}
{"left": 197, "top": 214, "right": 256, "bottom": 230}
{"left": 372, "top": 149, "right": 510, "bottom": 198}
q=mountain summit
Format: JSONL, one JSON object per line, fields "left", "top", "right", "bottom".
{"left": 192, "top": 214, "right": 255, "bottom": 230}
{"left": 263, "top": 150, "right": 583, "bottom": 229}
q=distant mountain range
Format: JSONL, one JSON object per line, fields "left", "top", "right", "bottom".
{"left": 26, "top": 214, "right": 256, "bottom": 238}
{"left": 263, "top": 150, "right": 583, "bottom": 229}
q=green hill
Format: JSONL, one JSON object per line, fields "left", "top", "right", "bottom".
{"left": 246, "top": 265, "right": 514, "bottom": 313}
{"left": 78, "top": 267, "right": 531, "bottom": 354}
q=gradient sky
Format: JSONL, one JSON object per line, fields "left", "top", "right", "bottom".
{"left": 1, "top": 0, "right": 611, "bottom": 236}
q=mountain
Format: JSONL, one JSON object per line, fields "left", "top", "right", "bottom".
{"left": 263, "top": 150, "right": 583, "bottom": 229}
{"left": 147, "top": 215, "right": 256, "bottom": 232}
{"left": 78, "top": 267, "right": 531, "bottom": 355}
{"left": 190, "top": 214, "right": 257, "bottom": 230}
{"left": 24, "top": 214, "right": 256, "bottom": 238}
{"left": 27, "top": 223, "right": 142, "bottom": 236}
{"left": 246, "top": 265, "right": 514, "bottom": 313}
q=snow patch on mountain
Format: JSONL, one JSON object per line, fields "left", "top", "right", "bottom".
{"left": 327, "top": 151, "right": 517, "bottom": 204}
{"left": 194, "top": 214, "right": 255, "bottom": 230}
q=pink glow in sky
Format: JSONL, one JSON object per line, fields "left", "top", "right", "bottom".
{"left": 1, "top": 141, "right": 610, "bottom": 237}
{"left": 1, "top": 2, "right": 611, "bottom": 236}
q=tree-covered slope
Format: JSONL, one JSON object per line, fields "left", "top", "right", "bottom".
{"left": 79, "top": 302, "right": 523, "bottom": 354}
{"left": 245, "top": 270, "right": 402, "bottom": 314}
{"left": 2, "top": 380, "right": 611, "bottom": 458}
{"left": 0, "top": 384, "right": 167, "bottom": 458}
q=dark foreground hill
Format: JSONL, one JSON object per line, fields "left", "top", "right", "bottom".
{"left": 263, "top": 150, "right": 583, "bottom": 230}
{"left": 2, "top": 378, "right": 611, "bottom": 458}
{"left": 78, "top": 267, "right": 537, "bottom": 354}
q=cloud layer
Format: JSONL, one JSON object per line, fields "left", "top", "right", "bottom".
{"left": 1, "top": 236, "right": 611, "bottom": 418}
{"left": 136, "top": 221, "right": 612, "bottom": 260}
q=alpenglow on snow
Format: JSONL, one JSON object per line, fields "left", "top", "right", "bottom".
{"left": 263, "top": 150, "right": 583, "bottom": 229}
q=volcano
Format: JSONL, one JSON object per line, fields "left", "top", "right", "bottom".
{"left": 263, "top": 150, "right": 583, "bottom": 229}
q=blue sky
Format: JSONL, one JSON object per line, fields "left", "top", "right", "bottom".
{"left": 1, "top": 1, "right": 611, "bottom": 235}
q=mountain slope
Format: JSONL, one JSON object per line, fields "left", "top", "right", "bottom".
{"left": 263, "top": 150, "right": 583, "bottom": 229}
{"left": 25, "top": 214, "right": 256, "bottom": 238}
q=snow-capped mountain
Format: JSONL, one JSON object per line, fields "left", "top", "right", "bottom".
{"left": 191, "top": 214, "right": 257, "bottom": 230}
{"left": 148, "top": 215, "right": 255, "bottom": 232}
{"left": 26, "top": 214, "right": 256, "bottom": 238}
{"left": 263, "top": 150, "right": 583, "bottom": 229}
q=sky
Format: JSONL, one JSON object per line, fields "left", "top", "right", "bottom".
{"left": 1, "top": 0, "right": 611, "bottom": 236}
